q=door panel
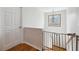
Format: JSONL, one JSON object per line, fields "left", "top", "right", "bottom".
{"left": 0, "top": 7, "right": 22, "bottom": 50}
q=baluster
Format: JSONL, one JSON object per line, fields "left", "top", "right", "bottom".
{"left": 44, "top": 32, "right": 45, "bottom": 50}
{"left": 52, "top": 33, "right": 53, "bottom": 50}
{"left": 54, "top": 33, "right": 55, "bottom": 50}
{"left": 72, "top": 36, "right": 73, "bottom": 51}
{"left": 48, "top": 32, "right": 50, "bottom": 50}
{"left": 55, "top": 34, "right": 57, "bottom": 46}
{"left": 76, "top": 36, "right": 78, "bottom": 51}
{"left": 56, "top": 33, "right": 58, "bottom": 46}
{"left": 62, "top": 34, "right": 63, "bottom": 48}
{"left": 68, "top": 35, "right": 70, "bottom": 51}
{"left": 42, "top": 31, "right": 45, "bottom": 51}
{"left": 65, "top": 35, "right": 66, "bottom": 50}
{"left": 46, "top": 32, "right": 48, "bottom": 50}
{"left": 59, "top": 34, "right": 60, "bottom": 51}
{"left": 44, "top": 32, "right": 47, "bottom": 50}
{"left": 42, "top": 31, "right": 44, "bottom": 51}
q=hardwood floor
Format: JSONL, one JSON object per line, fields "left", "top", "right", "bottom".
{"left": 44, "top": 45, "right": 66, "bottom": 51}
{"left": 7, "top": 43, "right": 39, "bottom": 51}
{"left": 7, "top": 43, "right": 66, "bottom": 51}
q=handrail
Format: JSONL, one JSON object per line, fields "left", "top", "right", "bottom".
{"left": 43, "top": 31, "right": 67, "bottom": 35}
{"left": 76, "top": 35, "right": 79, "bottom": 40}
{"left": 44, "top": 31, "right": 76, "bottom": 45}
{"left": 43, "top": 31, "right": 75, "bottom": 36}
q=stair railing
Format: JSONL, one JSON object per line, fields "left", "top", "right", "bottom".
{"left": 42, "top": 31, "right": 78, "bottom": 51}
{"left": 66, "top": 33, "right": 76, "bottom": 51}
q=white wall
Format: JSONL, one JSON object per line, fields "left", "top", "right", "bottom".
{"left": 66, "top": 7, "right": 79, "bottom": 35}
{"left": 22, "top": 7, "right": 68, "bottom": 32}
{"left": 43, "top": 10, "right": 67, "bottom": 33}
{"left": 66, "top": 8, "right": 78, "bottom": 34}
{"left": 42, "top": 7, "right": 79, "bottom": 34}
{"left": 76, "top": 8, "right": 79, "bottom": 35}
{"left": 76, "top": 8, "right": 79, "bottom": 51}
{"left": 22, "top": 7, "right": 44, "bottom": 28}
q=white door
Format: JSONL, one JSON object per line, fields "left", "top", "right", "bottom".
{"left": 0, "top": 7, "right": 23, "bottom": 50}
{"left": 0, "top": 8, "right": 6, "bottom": 50}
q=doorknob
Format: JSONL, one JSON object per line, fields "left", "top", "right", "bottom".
{"left": 19, "top": 26, "right": 22, "bottom": 28}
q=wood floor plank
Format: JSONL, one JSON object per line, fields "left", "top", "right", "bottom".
{"left": 7, "top": 43, "right": 39, "bottom": 51}
{"left": 43, "top": 45, "right": 66, "bottom": 51}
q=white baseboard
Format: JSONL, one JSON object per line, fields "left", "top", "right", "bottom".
{"left": 22, "top": 41, "right": 42, "bottom": 51}
{"left": 3, "top": 40, "right": 21, "bottom": 51}
{"left": 2, "top": 40, "right": 42, "bottom": 51}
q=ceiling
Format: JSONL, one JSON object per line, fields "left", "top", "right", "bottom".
{"left": 38, "top": 7, "right": 68, "bottom": 12}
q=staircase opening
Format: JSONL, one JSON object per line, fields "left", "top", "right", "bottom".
{"left": 42, "top": 31, "right": 79, "bottom": 51}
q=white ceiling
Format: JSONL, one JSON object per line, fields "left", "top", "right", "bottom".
{"left": 38, "top": 7, "right": 68, "bottom": 12}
